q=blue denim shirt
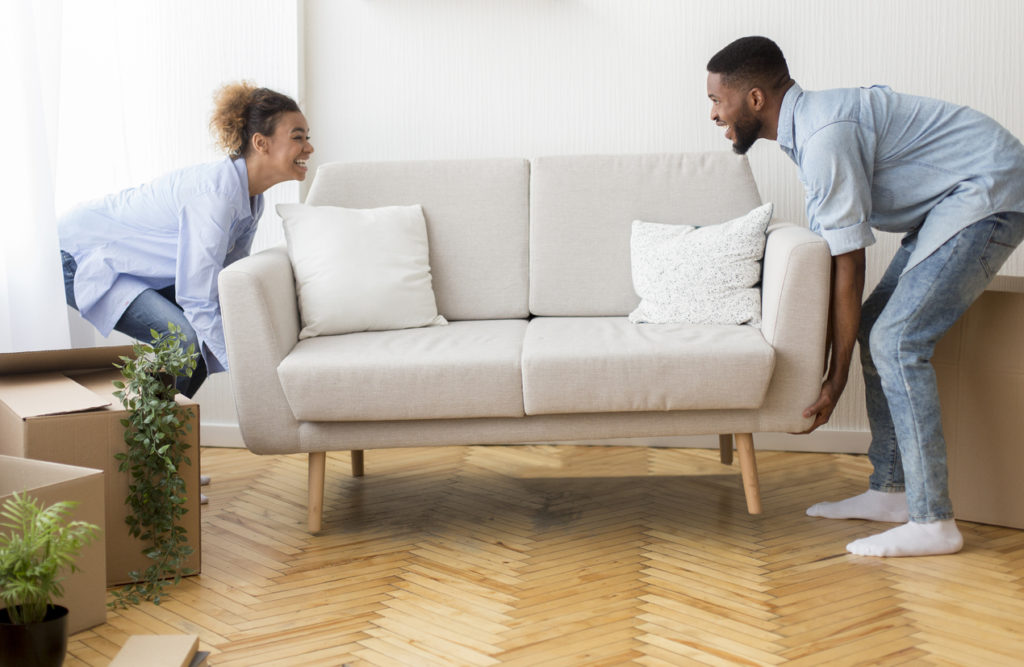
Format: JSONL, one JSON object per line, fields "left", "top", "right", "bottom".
{"left": 58, "top": 157, "right": 264, "bottom": 373}
{"left": 777, "top": 83, "right": 1024, "bottom": 272}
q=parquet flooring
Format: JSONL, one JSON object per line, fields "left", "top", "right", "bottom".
{"left": 66, "top": 444, "right": 1024, "bottom": 666}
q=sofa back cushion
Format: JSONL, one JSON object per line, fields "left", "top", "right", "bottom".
{"left": 305, "top": 158, "right": 530, "bottom": 320}
{"left": 529, "top": 152, "right": 763, "bottom": 316}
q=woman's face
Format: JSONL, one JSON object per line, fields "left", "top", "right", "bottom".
{"left": 259, "top": 111, "right": 314, "bottom": 183}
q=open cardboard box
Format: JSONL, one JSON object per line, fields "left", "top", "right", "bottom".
{"left": 0, "top": 346, "right": 201, "bottom": 586}
{"left": 0, "top": 455, "right": 106, "bottom": 634}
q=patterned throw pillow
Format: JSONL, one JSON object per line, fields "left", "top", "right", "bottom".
{"left": 628, "top": 202, "right": 773, "bottom": 326}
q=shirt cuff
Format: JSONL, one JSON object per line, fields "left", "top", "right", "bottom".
{"left": 820, "top": 222, "right": 876, "bottom": 256}
{"left": 201, "top": 341, "right": 227, "bottom": 374}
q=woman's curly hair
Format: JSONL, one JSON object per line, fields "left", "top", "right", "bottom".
{"left": 210, "top": 82, "right": 300, "bottom": 158}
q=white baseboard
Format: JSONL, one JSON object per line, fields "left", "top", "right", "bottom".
{"left": 200, "top": 420, "right": 870, "bottom": 455}
{"left": 200, "top": 422, "right": 247, "bottom": 448}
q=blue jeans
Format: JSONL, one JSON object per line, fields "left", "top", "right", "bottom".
{"left": 859, "top": 212, "right": 1024, "bottom": 522}
{"left": 62, "top": 251, "right": 208, "bottom": 398}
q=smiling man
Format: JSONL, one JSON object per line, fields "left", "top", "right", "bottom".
{"left": 706, "top": 36, "right": 1024, "bottom": 557}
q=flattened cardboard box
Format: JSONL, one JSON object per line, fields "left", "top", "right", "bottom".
{"left": 110, "top": 633, "right": 204, "bottom": 667}
{"left": 0, "top": 346, "right": 201, "bottom": 585}
{"left": 0, "top": 455, "right": 106, "bottom": 634}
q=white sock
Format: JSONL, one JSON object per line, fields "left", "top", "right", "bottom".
{"left": 846, "top": 519, "right": 963, "bottom": 557}
{"left": 806, "top": 489, "right": 909, "bottom": 523}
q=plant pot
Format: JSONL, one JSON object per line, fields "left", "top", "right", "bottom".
{"left": 0, "top": 605, "right": 69, "bottom": 667}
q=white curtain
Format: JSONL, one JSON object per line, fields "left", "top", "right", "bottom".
{"left": 1, "top": 0, "right": 301, "bottom": 355}
{"left": 0, "top": 0, "right": 71, "bottom": 352}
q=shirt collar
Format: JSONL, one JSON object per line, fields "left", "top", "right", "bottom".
{"left": 776, "top": 82, "right": 803, "bottom": 153}
{"left": 229, "top": 156, "right": 263, "bottom": 219}
{"left": 231, "top": 156, "right": 251, "bottom": 199}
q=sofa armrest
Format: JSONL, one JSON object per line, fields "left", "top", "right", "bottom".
{"left": 758, "top": 223, "right": 831, "bottom": 430}
{"left": 218, "top": 245, "right": 302, "bottom": 453}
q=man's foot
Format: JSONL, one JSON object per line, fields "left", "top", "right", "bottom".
{"left": 200, "top": 474, "right": 211, "bottom": 486}
{"left": 806, "top": 489, "right": 909, "bottom": 523}
{"left": 847, "top": 519, "right": 963, "bottom": 557}
{"left": 200, "top": 493, "right": 209, "bottom": 505}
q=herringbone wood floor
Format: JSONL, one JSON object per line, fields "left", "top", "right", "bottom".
{"left": 66, "top": 444, "right": 1024, "bottom": 666}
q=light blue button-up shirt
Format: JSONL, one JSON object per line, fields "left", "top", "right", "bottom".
{"left": 777, "top": 83, "right": 1024, "bottom": 271}
{"left": 58, "top": 157, "right": 264, "bottom": 373}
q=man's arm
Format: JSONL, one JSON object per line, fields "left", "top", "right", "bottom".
{"left": 800, "top": 248, "right": 866, "bottom": 433}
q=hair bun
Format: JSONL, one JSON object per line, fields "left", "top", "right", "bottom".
{"left": 210, "top": 81, "right": 258, "bottom": 156}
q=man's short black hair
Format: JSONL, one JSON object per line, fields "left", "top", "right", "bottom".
{"left": 707, "top": 36, "right": 791, "bottom": 91}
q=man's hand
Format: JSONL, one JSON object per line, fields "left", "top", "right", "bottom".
{"left": 795, "top": 249, "right": 866, "bottom": 435}
{"left": 799, "top": 378, "right": 845, "bottom": 433}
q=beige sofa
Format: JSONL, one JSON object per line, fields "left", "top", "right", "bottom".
{"left": 219, "top": 152, "right": 831, "bottom": 531}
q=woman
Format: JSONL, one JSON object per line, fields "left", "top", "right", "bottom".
{"left": 60, "top": 82, "right": 313, "bottom": 397}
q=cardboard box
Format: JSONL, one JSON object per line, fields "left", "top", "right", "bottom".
{"left": 0, "top": 346, "right": 201, "bottom": 585}
{"left": 0, "top": 455, "right": 106, "bottom": 634}
{"left": 935, "top": 284, "right": 1024, "bottom": 529}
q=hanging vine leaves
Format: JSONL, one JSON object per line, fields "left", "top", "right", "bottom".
{"left": 108, "top": 323, "right": 198, "bottom": 609}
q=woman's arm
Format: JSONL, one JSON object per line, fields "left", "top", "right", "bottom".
{"left": 174, "top": 194, "right": 236, "bottom": 372}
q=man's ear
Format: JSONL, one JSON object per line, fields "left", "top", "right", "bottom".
{"left": 748, "top": 87, "right": 766, "bottom": 112}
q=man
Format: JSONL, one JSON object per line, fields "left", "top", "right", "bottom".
{"left": 706, "top": 36, "right": 1024, "bottom": 557}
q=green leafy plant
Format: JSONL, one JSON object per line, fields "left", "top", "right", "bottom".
{"left": 109, "top": 323, "right": 198, "bottom": 609}
{"left": 0, "top": 492, "right": 100, "bottom": 624}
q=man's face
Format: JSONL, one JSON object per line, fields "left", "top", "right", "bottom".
{"left": 707, "top": 72, "right": 763, "bottom": 155}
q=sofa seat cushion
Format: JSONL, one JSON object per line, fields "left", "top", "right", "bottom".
{"left": 278, "top": 320, "right": 527, "bottom": 421}
{"left": 521, "top": 317, "right": 775, "bottom": 415}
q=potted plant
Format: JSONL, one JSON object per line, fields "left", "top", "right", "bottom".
{"left": 0, "top": 492, "right": 99, "bottom": 667}
{"left": 109, "top": 323, "right": 198, "bottom": 608}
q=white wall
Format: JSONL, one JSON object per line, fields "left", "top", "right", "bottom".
{"left": 292, "top": 0, "right": 1024, "bottom": 450}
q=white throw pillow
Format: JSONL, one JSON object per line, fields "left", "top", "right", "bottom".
{"left": 629, "top": 202, "right": 773, "bottom": 326}
{"left": 278, "top": 203, "right": 447, "bottom": 339}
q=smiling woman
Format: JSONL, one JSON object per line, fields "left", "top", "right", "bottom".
{"left": 210, "top": 83, "right": 314, "bottom": 192}
{"left": 57, "top": 83, "right": 313, "bottom": 398}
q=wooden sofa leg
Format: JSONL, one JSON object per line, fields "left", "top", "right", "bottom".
{"left": 718, "top": 434, "right": 734, "bottom": 465}
{"left": 308, "top": 452, "right": 326, "bottom": 533}
{"left": 734, "top": 433, "right": 762, "bottom": 514}
{"left": 351, "top": 449, "right": 364, "bottom": 477}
